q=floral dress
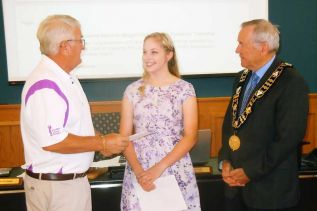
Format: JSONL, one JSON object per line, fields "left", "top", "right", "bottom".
{"left": 120, "top": 79, "right": 201, "bottom": 211}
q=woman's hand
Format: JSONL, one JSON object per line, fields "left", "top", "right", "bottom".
{"left": 135, "top": 169, "right": 155, "bottom": 192}
{"left": 137, "top": 163, "right": 166, "bottom": 192}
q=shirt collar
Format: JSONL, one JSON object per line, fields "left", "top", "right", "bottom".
{"left": 42, "top": 55, "right": 74, "bottom": 84}
{"left": 254, "top": 55, "right": 276, "bottom": 79}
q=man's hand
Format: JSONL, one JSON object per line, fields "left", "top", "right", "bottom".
{"left": 99, "top": 150, "right": 112, "bottom": 157}
{"left": 221, "top": 161, "right": 248, "bottom": 186}
{"left": 229, "top": 168, "right": 250, "bottom": 186}
{"left": 222, "top": 160, "right": 238, "bottom": 186}
{"left": 100, "top": 133, "right": 129, "bottom": 156}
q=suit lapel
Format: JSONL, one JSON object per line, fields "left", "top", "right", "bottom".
{"left": 238, "top": 57, "right": 283, "bottom": 111}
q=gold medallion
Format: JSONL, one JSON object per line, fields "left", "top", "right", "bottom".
{"left": 229, "top": 135, "right": 240, "bottom": 151}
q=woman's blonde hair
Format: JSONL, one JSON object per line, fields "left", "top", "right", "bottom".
{"left": 143, "top": 32, "right": 180, "bottom": 78}
{"left": 139, "top": 32, "right": 180, "bottom": 96}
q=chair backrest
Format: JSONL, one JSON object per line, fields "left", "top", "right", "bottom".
{"left": 92, "top": 112, "right": 121, "bottom": 134}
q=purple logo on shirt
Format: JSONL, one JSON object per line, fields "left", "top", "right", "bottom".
{"left": 48, "top": 125, "right": 62, "bottom": 136}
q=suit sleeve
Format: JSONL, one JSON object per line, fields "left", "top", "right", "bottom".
{"left": 243, "top": 70, "right": 309, "bottom": 181}
{"left": 218, "top": 75, "right": 240, "bottom": 164}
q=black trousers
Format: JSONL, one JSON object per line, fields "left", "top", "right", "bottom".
{"left": 224, "top": 189, "right": 294, "bottom": 211}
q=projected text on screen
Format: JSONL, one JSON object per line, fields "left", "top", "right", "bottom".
{"left": 2, "top": 0, "right": 268, "bottom": 81}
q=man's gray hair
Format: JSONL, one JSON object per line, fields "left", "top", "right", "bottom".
{"left": 37, "top": 15, "right": 81, "bottom": 55}
{"left": 242, "top": 19, "right": 280, "bottom": 52}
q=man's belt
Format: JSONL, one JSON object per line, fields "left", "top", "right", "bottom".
{"left": 26, "top": 170, "right": 86, "bottom": 181}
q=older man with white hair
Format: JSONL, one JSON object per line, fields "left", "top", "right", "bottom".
{"left": 20, "top": 15, "right": 129, "bottom": 211}
{"left": 219, "top": 19, "right": 309, "bottom": 211}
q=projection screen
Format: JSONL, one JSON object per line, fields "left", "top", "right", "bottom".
{"left": 2, "top": 0, "right": 268, "bottom": 81}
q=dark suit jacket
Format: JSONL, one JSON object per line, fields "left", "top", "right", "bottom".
{"left": 218, "top": 57, "right": 309, "bottom": 209}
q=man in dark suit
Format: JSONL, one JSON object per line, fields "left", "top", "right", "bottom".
{"left": 218, "top": 19, "right": 309, "bottom": 211}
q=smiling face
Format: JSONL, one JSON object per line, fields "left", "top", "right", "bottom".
{"left": 142, "top": 37, "right": 173, "bottom": 75}
{"left": 235, "top": 25, "right": 263, "bottom": 70}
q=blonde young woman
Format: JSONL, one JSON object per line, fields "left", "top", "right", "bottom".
{"left": 120, "top": 32, "right": 201, "bottom": 210}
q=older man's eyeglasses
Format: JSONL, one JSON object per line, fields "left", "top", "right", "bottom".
{"left": 67, "top": 38, "right": 85, "bottom": 48}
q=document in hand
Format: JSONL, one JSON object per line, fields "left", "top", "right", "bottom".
{"left": 129, "top": 131, "right": 153, "bottom": 143}
{"left": 134, "top": 175, "right": 187, "bottom": 211}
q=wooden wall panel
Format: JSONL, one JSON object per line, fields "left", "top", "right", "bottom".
{"left": 0, "top": 123, "right": 24, "bottom": 167}
{"left": 90, "top": 101, "right": 121, "bottom": 113}
{"left": 0, "top": 105, "right": 23, "bottom": 167}
{"left": 0, "top": 94, "right": 316, "bottom": 167}
{"left": 303, "top": 94, "right": 317, "bottom": 153}
{"left": 197, "top": 97, "right": 229, "bottom": 157}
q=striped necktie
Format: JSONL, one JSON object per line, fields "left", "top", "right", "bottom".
{"left": 240, "top": 73, "right": 259, "bottom": 114}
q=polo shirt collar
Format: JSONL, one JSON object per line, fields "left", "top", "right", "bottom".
{"left": 41, "top": 55, "right": 75, "bottom": 84}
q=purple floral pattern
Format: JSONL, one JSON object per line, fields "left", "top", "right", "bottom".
{"left": 121, "top": 79, "right": 201, "bottom": 211}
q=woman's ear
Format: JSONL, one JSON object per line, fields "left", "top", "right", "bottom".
{"left": 167, "top": 51, "right": 174, "bottom": 61}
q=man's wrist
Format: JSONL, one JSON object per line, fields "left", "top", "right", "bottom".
{"left": 219, "top": 160, "right": 230, "bottom": 171}
{"left": 99, "top": 135, "right": 106, "bottom": 151}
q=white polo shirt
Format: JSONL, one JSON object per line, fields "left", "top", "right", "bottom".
{"left": 20, "top": 55, "right": 94, "bottom": 173}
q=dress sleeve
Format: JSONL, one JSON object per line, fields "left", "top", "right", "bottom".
{"left": 123, "top": 80, "right": 140, "bottom": 103}
{"left": 181, "top": 81, "right": 196, "bottom": 103}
